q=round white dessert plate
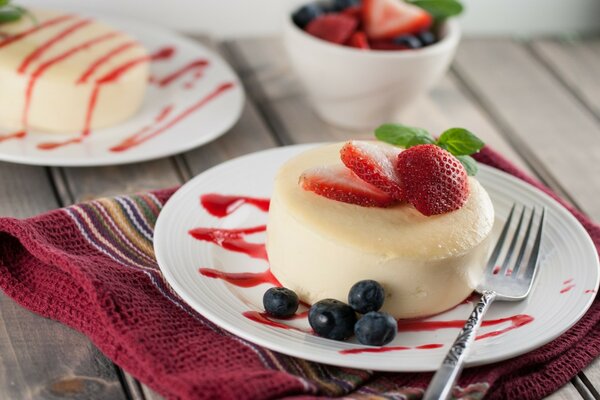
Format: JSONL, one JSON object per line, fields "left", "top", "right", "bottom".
{"left": 0, "top": 13, "right": 243, "bottom": 166}
{"left": 155, "top": 144, "right": 599, "bottom": 372}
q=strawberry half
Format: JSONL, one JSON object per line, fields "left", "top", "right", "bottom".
{"left": 305, "top": 14, "right": 358, "bottom": 45}
{"left": 396, "top": 144, "right": 470, "bottom": 216}
{"left": 363, "top": 0, "right": 433, "bottom": 39}
{"left": 300, "top": 164, "right": 395, "bottom": 207}
{"left": 340, "top": 140, "right": 403, "bottom": 199}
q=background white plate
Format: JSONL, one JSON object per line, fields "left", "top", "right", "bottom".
{"left": 155, "top": 144, "right": 600, "bottom": 371}
{"left": 0, "top": 13, "right": 244, "bottom": 166}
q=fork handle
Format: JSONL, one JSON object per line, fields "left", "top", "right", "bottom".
{"left": 423, "top": 290, "right": 497, "bottom": 400}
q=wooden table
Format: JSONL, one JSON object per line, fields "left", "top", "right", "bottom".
{"left": 1, "top": 35, "right": 599, "bottom": 399}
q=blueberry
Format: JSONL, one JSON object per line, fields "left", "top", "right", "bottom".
{"left": 319, "top": 1, "right": 337, "bottom": 13}
{"left": 292, "top": 3, "right": 324, "bottom": 28}
{"left": 332, "top": 0, "right": 361, "bottom": 11}
{"left": 393, "top": 35, "right": 422, "bottom": 49}
{"left": 308, "top": 299, "right": 357, "bottom": 340}
{"left": 263, "top": 287, "right": 299, "bottom": 318}
{"left": 355, "top": 311, "right": 397, "bottom": 346}
{"left": 417, "top": 31, "right": 437, "bottom": 46}
{"left": 348, "top": 280, "right": 385, "bottom": 314}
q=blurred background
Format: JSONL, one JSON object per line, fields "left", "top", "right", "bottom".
{"left": 19, "top": 0, "right": 600, "bottom": 37}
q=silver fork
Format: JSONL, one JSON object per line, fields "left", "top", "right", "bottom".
{"left": 423, "top": 204, "right": 546, "bottom": 400}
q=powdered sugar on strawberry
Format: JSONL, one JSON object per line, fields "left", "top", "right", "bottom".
{"left": 340, "top": 140, "right": 403, "bottom": 200}
{"left": 300, "top": 164, "right": 395, "bottom": 207}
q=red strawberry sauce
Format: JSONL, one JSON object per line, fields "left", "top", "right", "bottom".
{"left": 109, "top": 82, "right": 234, "bottom": 152}
{"left": 151, "top": 59, "right": 209, "bottom": 87}
{"left": 198, "top": 268, "right": 280, "bottom": 287}
{"left": 340, "top": 343, "right": 444, "bottom": 355}
{"left": 200, "top": 194, "right": 270, "bottom": 218}
{"left": 189, "top": 192, "right": 536, "bottom": 354}
{"left": 189, "top": 225, "right": 268, "bottom": 261}
{"left": 242, "top": 311, "right": 310, "bottom": 332}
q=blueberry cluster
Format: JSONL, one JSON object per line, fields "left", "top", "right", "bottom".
{"left": 263, "top": 280, "right": 397, "bottom": 346}
{"left": 393, "top": 31, "right": 436, "bottom": 49}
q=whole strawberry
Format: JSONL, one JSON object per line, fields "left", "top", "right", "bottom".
{"left": 396, "top": 144, "right": 469, "bottom": 216}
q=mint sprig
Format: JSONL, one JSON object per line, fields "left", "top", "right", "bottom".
{"left": 374, "top": 124, "right": 434, "bottom": 147}
{"left": 0, "top": 1, "right": 33, "bottom": 25}
{"left": 374, "top": 124, "right": 485, "bottom": 176}
{"left": 407, "top": 0, "right": 464, "bottom": 21}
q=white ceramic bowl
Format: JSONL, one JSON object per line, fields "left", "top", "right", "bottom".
{"left": 283, "top": 14, "right": 461, "bottom": 130}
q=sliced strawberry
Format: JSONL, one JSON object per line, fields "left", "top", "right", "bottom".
{"left": 340, "top": 140, "right": 403, "bottom": 199}
{"left": 363, "top": 0, "right": 433, "bottom": 39}
{"left": 348, "top": 31, "right": 370, "bottom": 49}
{"left": 396, "top": 144, "right": 470, "bottom": 216}
{"left": 343, "top": 4, "right": 363, "bottom": 19}
{"left": 300, "top": 164, "right": 395, "bottom": 207}
{"left": 305, "top": 14, "right": 358, "bottom": 45}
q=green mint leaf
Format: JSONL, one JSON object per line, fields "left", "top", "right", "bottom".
{"left": 437, "top": 128, "right": 484, "bottom": 156}
{"left": 407, "top": 133, "right": 435, "bottom": 147}
{"left": 0, "top": 6, "right": 23, "bottom": 23}
{"left": 408, "top": 0, "right": 464, "bottom": 19}
{"left": 456, "top": 155, "right": 478, "bottom": 176}
{"left": 375, "top": 123, "right": 434, "bottom": 148}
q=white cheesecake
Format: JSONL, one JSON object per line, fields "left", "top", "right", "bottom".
{"left": 0, "top": 10, "right": 148, "bottom": 133}
{"left": 266, "top": 143, "right": 495, "bottom": 319}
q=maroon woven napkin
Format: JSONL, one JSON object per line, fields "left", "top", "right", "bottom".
{"left": 0, "top": 146, "right": 599, "bottom": 400}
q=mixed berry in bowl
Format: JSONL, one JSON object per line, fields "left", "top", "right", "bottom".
{"left": 292, "top": 0, "right": 462, "bottom": 50}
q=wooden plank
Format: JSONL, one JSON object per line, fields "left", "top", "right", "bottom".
{"left": 453, "top": 38, "right": 600, "bottom": 220}
{"left": 0, "top": 162, "right": 128, "bottom": 400}
{"left": 0, "top": 163, "right": 58, "bottom": 218}
{"left": 571, "top": 373, "right": 599, "bottom": 400}
{"left": 120, "top": 372, "right": 147, "bottom": 400}
{"left": 549, "top": 380, "right": 593, "bottom": 400}
{"left": 532, "top": 38, "right": 600, "bottom": 119}
{"left": 581, "top": 357, "right": 600, "bottom": 398}
{"left": 182, "top": 97, "right": 278, "bottom": 176}
{"left": 577, "top": 370, "right": 600, "bottom": 399}
{"left": 225, "top": 36, "right": 585, "bottom": 400}
{"left": 59, "top": 160, "right": 181, "bottom": 204}
{"left": 527, "top": 40, "right": 600, "bottom": 395}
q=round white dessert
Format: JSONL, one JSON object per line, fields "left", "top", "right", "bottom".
{"left": 0, "top": 10, "right": 148, "bottom": 133}
{"left": 266, "top": 143, "right": 495, "bottom": 319}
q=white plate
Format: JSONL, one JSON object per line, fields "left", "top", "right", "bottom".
{"left": 0, "top": 13, "right": 243, "bottom": 166}
{"left": 155, "top": 144, "right": 600, "bottom": 371}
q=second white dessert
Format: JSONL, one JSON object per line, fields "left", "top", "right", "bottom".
{"left": 0, "top": 10, "right": 149, "bottom": 133}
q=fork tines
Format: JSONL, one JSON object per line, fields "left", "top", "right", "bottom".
{"left": 486, "top": 204, "right": 546, "bottom": 279}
